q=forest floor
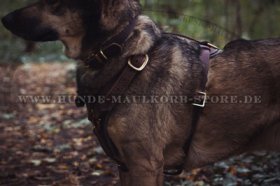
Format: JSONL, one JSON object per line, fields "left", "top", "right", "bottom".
{"left": 0, "top": 63, "right": 280, "bottom": 186}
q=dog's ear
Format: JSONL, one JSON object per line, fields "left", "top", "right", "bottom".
{"left": 100, "top": 0, "right": 141, "bottom": 30}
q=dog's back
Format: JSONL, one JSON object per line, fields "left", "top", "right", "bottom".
{"left": 209, "top": 38, "right": 280, "bottom": 98}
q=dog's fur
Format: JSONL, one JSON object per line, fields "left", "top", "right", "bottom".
{"left": 2, "top": 0, "right": 280, "bottom": 185}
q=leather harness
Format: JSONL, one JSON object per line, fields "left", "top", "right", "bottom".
{"left": 76, "top": 21, "right": 222, "bottom": 175}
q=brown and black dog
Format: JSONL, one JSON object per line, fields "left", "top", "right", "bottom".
{"left": 2, "top": 0, "right": 280, "bottom": 185}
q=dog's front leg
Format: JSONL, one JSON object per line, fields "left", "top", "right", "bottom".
{"left": 118, "top": 143, "right": 164, "bottom": 186}
{"left": 118, "top": 168, "right": 130, "bottom": 186}
{"left": 119, "top": 167, "right": 163, "bottom": 186}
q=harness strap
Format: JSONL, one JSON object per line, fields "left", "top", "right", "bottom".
{"left": 164, "top": 41, "right": 222, "bottom": 175}
{"left": 96, "top": 55, "right": 149, "bottom": 112}
{"left": 87, "top": 54, "right": 150, "bottom": 172}
{"left": 184, "top": 44, "right": 212, "bottom": 163}
{"left": 93, "top": 112, "right": 128, "bottom": 171}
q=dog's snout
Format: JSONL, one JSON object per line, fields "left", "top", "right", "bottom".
{"left": 1, "top": 9, "right": 59, "bottom": 42}
{"left": 2, "top": 10, "right": 21, "bottom": 31}
{"left": 2, "top": 13, "right": 14, "bottom": 30}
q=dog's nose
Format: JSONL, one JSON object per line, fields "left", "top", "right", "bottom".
{"left": 2, "top": 13, "right": 14, "bottom": 30}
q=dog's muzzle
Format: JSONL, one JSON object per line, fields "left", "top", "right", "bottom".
{"left": 2, "top": 11, "right": 59, "bottom": 42}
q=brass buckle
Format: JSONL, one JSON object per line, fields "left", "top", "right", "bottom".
{"left": 93, "top": 52, "right": 106, "bottom": 63}
{"left": 206, "top": 42, "right": 219, "bottom": 49}
{"left": 89, "top": 43, "right": 123, "bottom": 63}
{"left": 98, "top": 50, "right": 108, "bottom": 60}
{"left": 192, "top": 91, "right": 207, "bottom": 108}
{"left": 128, "top": 54, "right": 149, "bottom": 71}
{"left": 102, "top": 43, "right": 123, "bottom": 57}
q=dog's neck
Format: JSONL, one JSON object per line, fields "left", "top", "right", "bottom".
{"left": 79, "top": 16, "right": 161, "bottom": 69}
{"left": 80, "top": 18, "right": 137, "bottom": 69}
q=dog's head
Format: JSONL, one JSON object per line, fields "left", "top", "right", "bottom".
{"left": 2, "top": 0, "right": 141, "bottom": 58}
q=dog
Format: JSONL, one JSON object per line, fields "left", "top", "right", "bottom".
{"left": 2, "top": 0, "right": 280, "bottom": 185}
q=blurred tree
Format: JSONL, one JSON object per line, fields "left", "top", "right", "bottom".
{"left": 141, "top": 0, "right": 280, "bottom": 46}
